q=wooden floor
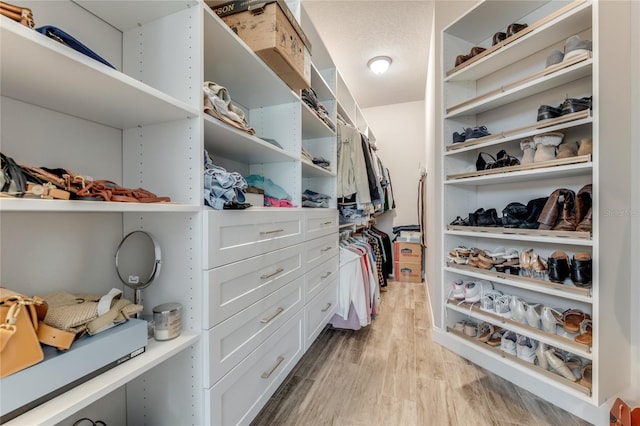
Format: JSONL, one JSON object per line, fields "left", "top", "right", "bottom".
{"left": 251, "top": 280, "right": 593, "bottom": 426}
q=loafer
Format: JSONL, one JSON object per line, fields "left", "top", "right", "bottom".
{"left": 563, "top": 35, "right": 592, "bottom": 61}
{"left": 571, "top": 252, "right": 592, "bottom": 286}
{"left": 465, "top": 125, "right": 491, "bottom": 140}
{"left": 492, "top": 31, "right": 507, "bottom": 46}
{"left": 506, "top": 22, "right": 528, "bottom": 37}
{"left": 561, "top": 96, "right": 592, "bottom": 115}
{"left": 452, "top": 130, "right": 466, "bottom": 143}
{"left": 537, "top": 104, "right": 562, "bottom": 121}
{"left": 548, "top": 251, "right": 570, "bottom": 283}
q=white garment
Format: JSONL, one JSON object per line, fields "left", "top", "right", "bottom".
{"left": 337, "top": 247, "right": 369, "bottom": 327}
{"left": 337, "top": 122, "right": 372, "bottom": 207}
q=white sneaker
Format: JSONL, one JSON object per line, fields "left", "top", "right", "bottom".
{"left": 525, "top": 303, "right": 543, "bottom": 329}
{"left": 480, "top": 289, "right": 503, "bottom": 311}
{"left": 464, "top": 280, "right": 492, "bottom": 304}
{"left": 500, "top": 330, "right": 517, "bottom": 355}
{"left": 511, "top": 297, "right": 527, "bottom": 323}
{"left": 494, "top": 294, "right": 511, "bottom": 315}
{"left": 450, "top": 280, "right": 465, "bottom": 300}
{"left": 516, "top": 335, "right": 538, "bottom": 363}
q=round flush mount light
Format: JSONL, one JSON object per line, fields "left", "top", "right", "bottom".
{"left": 367, "top": 56, "right": 392, "bottom": 75}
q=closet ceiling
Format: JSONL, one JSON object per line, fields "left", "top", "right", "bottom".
{"left": 303, "top": 0, "right": 434, "bottom": 109}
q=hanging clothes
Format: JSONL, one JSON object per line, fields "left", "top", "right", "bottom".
{"left": 337, "top": 121, "right": 371, "bottom": 209}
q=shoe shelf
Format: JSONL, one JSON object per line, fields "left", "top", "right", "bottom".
{"left": 0, "top": 17, "right": 198, "bottom": 130}
{"left": 203, "top": 115, "right": 298, "bottom": 164}
{"left": 446, "top": 300, "right": 592, "bottom": 359}
{"left": 302, "top": 160, "right": 336, "bottom": 178}
{"left": 445, "top": 226, "right": 592, "bottom": 246}
{"left": 444, "top": 0, "right": 592, "bottom": 82}
{"left": 445, "top": 110, "right": 592, "bottom": 155}
{"left": 0, "top": 198, "right": 199, "bottom": 213}
{"left": 203, "top": 8, "right": 298, "bottom": 109}
{"left": 4, "top": 332, "right": 199, "bottom": 426}
{"left": 446, "top": 155, "right": 591, "bottom": 182}
{"left": 445, "top": 263, "right": 592, "bottom": 302}
{"left": 445, "top": 59, "right": 592, "bottom": 119}
{"left": 446, "top": 327, "right": 591, "bottom": 397}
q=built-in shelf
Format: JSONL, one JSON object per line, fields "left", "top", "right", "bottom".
{"left": 302, "top": 160, "right": 335, "bottom": 178}
{"left": 445, "top": 263, "right": 592, "bottom": 302}
{"left": 0, "top": 17, "right": 198, "bottom": 130}
{"left": 445, "top": 0, "right": 592, "bottom": 82}
{"left": 446, "top": 301, "right": 592, "bottom": 359}
{"left": 444, "top": 161, "right": 592, "bottom": 185}
{"left": 445, "top": 60, "right": 592, "bottom": 118}
{"left": 446, "top": 327, "right": 591, "bottom": 397}
{"left": 445, "top": 227, "right": 592, "bottom": 246}
{"left": 5, "top": 333, "right": 199, "bottom": 426}
{"left": 447, "top": 155, "right": 591, "bottom": 181}
{"left": 0, "top": 198, "right": 199, "bottom": 213}
{"left": 444, "top": 110, "right": 592, "bottom": 155}
{"left": 301, "top": 103, "right": 336, "bottom": 140}
{"left": 203, "top": 115, "right": 298, "bottom": 164}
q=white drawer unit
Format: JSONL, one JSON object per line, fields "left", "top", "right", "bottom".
{"left": 205, "top": 310, "right": 304, "bottom": 426}
{"left": 203, "top": 243, "right": 305, "bottom": 328}
{"left": 304, "top": 233, "right": 339, "bottom": 272}
{"left": 304, "top": 209, "right": 339, "bottom": 240}
{"left": 204, "top": 276, "right": 304, "bottom": 387}
{"left": 204, "top": 209, "right": 304, "bottom": 269}
{"left": 304, "top": 254, "right": 339, "bottom": 303}
{"left": 304, "top": 276, "right": 338, "bottom": 350}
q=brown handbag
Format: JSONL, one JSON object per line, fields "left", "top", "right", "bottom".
{"left": 0, "top": 288, "right": 45, "bottom": 378}
{"left": 0, "top": 1, "right": 34, "bottom": 28}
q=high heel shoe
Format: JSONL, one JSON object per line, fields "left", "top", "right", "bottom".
{"left": 541, "top": 306, "right": 562, "bottom": 334}
{"left": 544, "top": 349, "right": 578, "bottom": 381}
{"left": 536, "top": 342, "right": 549, "bottom": 370}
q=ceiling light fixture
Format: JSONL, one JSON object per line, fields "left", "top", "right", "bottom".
{"left": 367, "top": 56, "right": 392, "bottom": 75}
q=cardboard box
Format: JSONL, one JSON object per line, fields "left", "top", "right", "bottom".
{"left": 394, "top": 261, "right": 422, "bottom": 283}
{"left": 394, "top": 241, "right": 422, "bottom": 263}
{"left": 209, "top": 0, "right": 311, "bottom": 91}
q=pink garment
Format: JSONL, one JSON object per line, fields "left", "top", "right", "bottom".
{"left": 264, "top": 196, "right": 296, "bottom": 207}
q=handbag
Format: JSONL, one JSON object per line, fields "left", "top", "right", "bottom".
{"left": 0, "top": 1, "right": 34, "bottom": 28}
{"left": 35, "top": 25, "right": 115, "bottom": 69}
{"left": 41, "top": 288, "right": 143, "bottom": 337}
{"left": 0, "top": 288, "right": 45, "bottom": 378}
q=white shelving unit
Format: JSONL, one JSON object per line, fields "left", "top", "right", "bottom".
{"left": 435, "top": 1, "right": 633, "bottom": 423}
{"left": 1, "top": 0, "right": 371, "bottom": 423}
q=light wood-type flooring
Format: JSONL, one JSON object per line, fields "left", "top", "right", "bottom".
{"left": 251, "top": 280, "right": 592, "bottom": 426}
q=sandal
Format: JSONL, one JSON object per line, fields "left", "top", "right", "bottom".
{"left": 562, "top": 309, "right": 590, "bottom": 334}
{"left": 579, "top": 364, "right": 592, "bottom": 389}
{"left": 574, "top": 318, "right": 592, "bottom": 345}
{"left": 476, "top": 322, "right": 494, "bottom": 342}
{"left": 486, "top": 327, "right": 504, "bottom": 347}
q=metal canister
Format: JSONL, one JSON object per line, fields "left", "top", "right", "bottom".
{"left": 152, "top": 303, "right": 182, "bottom": 341}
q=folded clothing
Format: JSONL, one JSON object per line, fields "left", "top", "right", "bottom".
{"left": 245, "top": 174, "right": 292, "bottom": 201}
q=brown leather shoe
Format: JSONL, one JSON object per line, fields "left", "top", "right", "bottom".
{"left": 553, "top": 189, "right": 577, "bottom": 231}
{"left": 575, "top": 184, "right": 592, "bottom": 232}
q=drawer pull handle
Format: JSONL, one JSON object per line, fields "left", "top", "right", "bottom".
{"left": 323, "top": 221, "right": 333, "bottom": 225}
{"left": 260, "top": 307, "right": 285, "bottom": 324}
{"left": 320, "top": 246, "right": 333, "bottom": 252}
{"left": 321, "top": 302, "right": 332, "bottom": 312}
{"left": 260, "top": 267, "right": 285, "bottom": 280}
{"left": 260, "top": 229, "right": 284, "bottom": 235}
{"left": 261, "top": 355, "right": 285, "bottom": 379}
{"left": 320, "top": 272, "right": 331, "bottom": 279}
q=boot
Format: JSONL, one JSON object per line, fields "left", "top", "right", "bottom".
{"left": 519, "top": 197, "right": 548, "bottom": 229}
{"left": 556, "top": 140, "right": 578, "bottom": 159}
{"left": 577, "top": 138, "right": 592, "bottom": 156}
{"left": 537, "top": 190, "right": 562, "bottom": 230}
{"left": 553, "top": 189, "right": 577, "bottom": 231}
{"left": 520, "top": 138, "right": 535, "bottom": 165}
{"left": 533, "top": 132, "right": 563, "bottom": 163}
{"left": 575, "top": 184, "right": 592, "bottom": 232}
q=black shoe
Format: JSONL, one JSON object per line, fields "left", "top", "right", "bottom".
{"left": 561, "top": 96, "right": 592, "bottom": 115}
{"left": 571, "top": 253, "right": 592, "bottom": 286}
{"left": 548, "top": 251, "right": 570, "bottom": 283}
{"left": 501, "top": 202, "right": 528, "bottom": 228}
{"left": 518, "top": 197, "right": 549, "bottom": 229}
{"left": 537, "top": 104, "right": 562, "bottom": 121}
{"left": 492, "top": 31, "right": 507, "bottom": 46}
{"left": 506, "top": 23, "right": 528, "bottom": 37}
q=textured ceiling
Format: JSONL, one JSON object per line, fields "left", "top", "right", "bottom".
{"left": 302, "top": 0, "right": 434, "bottom": 109}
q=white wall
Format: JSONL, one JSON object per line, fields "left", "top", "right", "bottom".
{"left": 363, "top": 101, "right": 426, "bottom": 233}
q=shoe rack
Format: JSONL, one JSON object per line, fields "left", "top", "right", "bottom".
{"left": 436, "top": 0, "right": 633, "bottom": 423}
{"left": 0, "top": 0, "right": 372, "bottom": 424}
